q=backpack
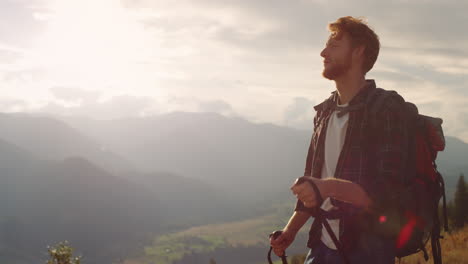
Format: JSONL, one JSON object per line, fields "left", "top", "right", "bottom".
{"left": 272, "top": 87, "right": 449, "bottom": 264}
{"left": 366, "top": 88, "right": 448, "bottom": 264}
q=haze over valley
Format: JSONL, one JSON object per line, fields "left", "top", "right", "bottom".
{"left": 0, "top": 112, "right": 466, "bottom": 263}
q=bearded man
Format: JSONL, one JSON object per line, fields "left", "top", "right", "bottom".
{"left": 270, "top": 16, "right": 407, "bottom": 264}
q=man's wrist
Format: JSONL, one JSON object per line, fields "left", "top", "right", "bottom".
{"left": 318, "top": 178, "right": 334, "bottom": 200}
{"left": 282, "top": 226, "right": 299, "bottom": 237}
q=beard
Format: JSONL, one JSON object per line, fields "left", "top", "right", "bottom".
{"left": 322, "top": 53, "right": 352, "bottom": 80}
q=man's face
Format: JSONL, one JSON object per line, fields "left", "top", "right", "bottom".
{"left": 320, "top": 33, "right": 354, "bottom": 80}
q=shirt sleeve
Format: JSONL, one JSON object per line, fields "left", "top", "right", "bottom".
{"left": 295, "top": 114, "right": 319, "bottom": 214}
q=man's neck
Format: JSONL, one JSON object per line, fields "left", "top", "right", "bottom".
{"left": 334, "top": 73, "right": 367, "bottom": 105}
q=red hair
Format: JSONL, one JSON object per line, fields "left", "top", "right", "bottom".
{"left": 328, "top": 16, "right": 380, "bottom": 73}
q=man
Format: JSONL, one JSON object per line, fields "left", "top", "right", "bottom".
{"left": 270, "top": 16, "right": 407, "bottom": 263}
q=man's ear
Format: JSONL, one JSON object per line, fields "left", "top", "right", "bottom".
{"left": 352, "top": 45, "right": 365, "bottom": 58}
{"left": 352, "top": 45, "right": 366, "bottom": 69}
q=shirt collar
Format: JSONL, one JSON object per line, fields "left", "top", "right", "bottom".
{"left": 314, "top": 79, "right": 376, "bottom": 111}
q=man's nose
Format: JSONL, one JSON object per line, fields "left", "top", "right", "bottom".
{"left": 320, "top": 47, "right": 327, "bottom": 58}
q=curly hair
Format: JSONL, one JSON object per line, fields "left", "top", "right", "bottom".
{"left": 328, "top": 16, "right": 380, "bottom": 73}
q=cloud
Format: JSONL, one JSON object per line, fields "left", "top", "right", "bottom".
{"left": 370, "top": 70, "right": 418, "bottom": 83}
{"left": 125, "top": 0, "right": 468, "bottom": 53}
{"left": 2, "top": 0, "right": 468, "bottom": 141}
{"left": 0, "top": 47, "right": 23, "bottom": 64}
{"left": 39, "top": 93, "right": 158, "bottom": 120}
{"left": 283, "top": 97, "right": 316, "bottom": 130}
{"left": 0, "top": 0, "right": 47, "bottom": 48}
{"left": 49, "top": 86, "right": 100, "bottom": 103}
{"left": 0, "top": 97, "right": 29, "bottom": 112}
{"left": 370, "top": 1, "right": 468, "bottom": 49}
{"left": 126, "top": 0, "right": 328, "bottom": 53}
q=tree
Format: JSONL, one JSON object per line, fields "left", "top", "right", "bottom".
{"left": 453, "top": 174, "right": 468, "bottom": 228}
{"left": 443, "top": 200, "right": 455, "bottom": 228}
{"left": 46, "top": 241, "right": 81, "bottom": 264}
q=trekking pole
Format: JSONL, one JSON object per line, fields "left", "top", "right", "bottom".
{"left": 268, "top": 230, "right": 288, "bottom": 264}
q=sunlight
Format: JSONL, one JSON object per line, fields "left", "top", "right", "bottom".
{"left": 31, "top": 0, "right": 159, "bottom": 93}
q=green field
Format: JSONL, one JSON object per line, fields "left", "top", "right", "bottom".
{"left": 124, "top": 203, "right": 305, "bottom": 264}
{"left": 124, "top": 204, "right": 468, "bottom": 264}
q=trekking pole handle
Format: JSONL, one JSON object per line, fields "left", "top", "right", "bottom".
{"left": 268, "top": 231, "right": 288, "bottom": 264}
{"left": 295, "top": 176, "right": 324, "bottom": 206}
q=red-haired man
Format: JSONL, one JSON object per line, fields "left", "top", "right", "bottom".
{"left": 270, "top": 16, "right": 405, "bottom": 264}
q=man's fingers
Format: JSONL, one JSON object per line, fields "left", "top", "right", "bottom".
{"left": 271, "top": 234, "right": 286, "bottom": 257}
{"left": 291, "top": 182, "right": 306, "bottom": 195}
{"left": 270, "top": 233, "right": 286, "bottom": 246}
{"left": 273, "top": 247, "right": 285, "bottom": 257}
{"left": 291, "top": 179, "right": 304, "bottom": 190}
{"left": 298, "top": 193, "right": 314, "bottom": 202}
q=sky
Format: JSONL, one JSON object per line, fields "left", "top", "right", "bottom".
{"left": 1, "top": 0, "right": 468, "bottom": 141}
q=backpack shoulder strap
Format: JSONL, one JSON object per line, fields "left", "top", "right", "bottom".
{"left": 367, "top": 88, "right": 405, "bottom": 118}
{"left": 365, "top": 88, "right": 418, "bottom": 131}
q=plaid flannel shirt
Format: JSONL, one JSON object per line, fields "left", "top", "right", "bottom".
{"left": 295, "top": 79, "right": 409, "bottom": 251}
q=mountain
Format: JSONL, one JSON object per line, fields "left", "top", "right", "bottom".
{"left": 116, "top": 170, "right": 245, "bottom": 229}
{"left": 434, "top": 136, "right": 468, "bottom": 198}
{"left": 62, "top": 112, "right": 466, "bottom": 200}
{"left": 0, "top": 135, "right": 232, "bottom": 263}
{"left": 0, "top": 137, "right": 37, "bottom": 166}
{"left": 62, "top": 112, "right": 310, "bottom": 202}
{"left": 2, "top": 110, "right": 466, "bottom": 263}
{"left": 0, "top": 113, "right": 134, "bottom": 173}
{"left": 0, "top": 143, "right": 165, "bottom": 263}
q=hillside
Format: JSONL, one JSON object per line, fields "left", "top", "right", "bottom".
{"left": 0, "top": 113, "right": 134, "bottom": 173}
{"left": 124, "top": 202, "right": 312, "bottom": 264}
{"left": 400, "top": 225, "right": 468, "bottom": 264}
{"left": 0, "top": 151, "right": 166, "bottom": 263}
{"left": 62, "top": 112, "right": 467, "bottom": 201}
{"left": 0, "top": 135, "right": 240, "bottom": 263}
{"left": 116, "top": 170, "right": 248, "bottom": 229}
{"left": 126, "top": 211, "right": 468, "bottom": 264}
{"left": 62, "top": 112, "right": 309, "bottom": 202}
{"left": 1, "top": 111, "right": 467, "bottom": 263}
{"left": 286, "top": 225, "right": 468, "bottom": 264}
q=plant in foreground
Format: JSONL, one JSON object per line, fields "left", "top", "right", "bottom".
{"left": 46, "top": 241, "right": 81, "bottom": 264}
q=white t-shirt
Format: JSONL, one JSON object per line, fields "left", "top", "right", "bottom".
{"left": 320, "top": 101, "right": 349, "bottom": 249}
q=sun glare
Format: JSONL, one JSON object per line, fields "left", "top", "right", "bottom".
{"left": 31, "top": 0, "right": 159, "bottom": 93}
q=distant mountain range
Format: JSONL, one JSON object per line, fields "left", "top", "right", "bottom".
{"left": 0, "top": 113, "right": 134, "bottom": 173}
{"left": 0, "top": 111, "right": 466, "bottom": 263}
{"left": 61, "top": 111, "right": 466, "bottom": 199}
{"left": 0, "top": 144, "right": 165, "bottom": 263}
{"left": 61, "top": 112, "right": 310, "bottom": 202}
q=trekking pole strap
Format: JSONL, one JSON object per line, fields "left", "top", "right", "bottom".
{"left": 268, "top": 231, "right": 288, "bottom": 264}
{"left": 321, "top": 214, "right": 351, "bottom": 264}
{"left": 296, "top": 177, "right": 351, "bottom": 264}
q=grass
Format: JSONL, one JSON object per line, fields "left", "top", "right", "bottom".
{"left": 286, "top": 225, "right": 468, "bottom": 264}
{"left": 123, "top": 206, "right": 468, "bottom": 264}
{"left": 125, "top": 203, "right": 296, "bottom": 264}
{"left": 399, "top": 225, "right": 468, "bottom": 264}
